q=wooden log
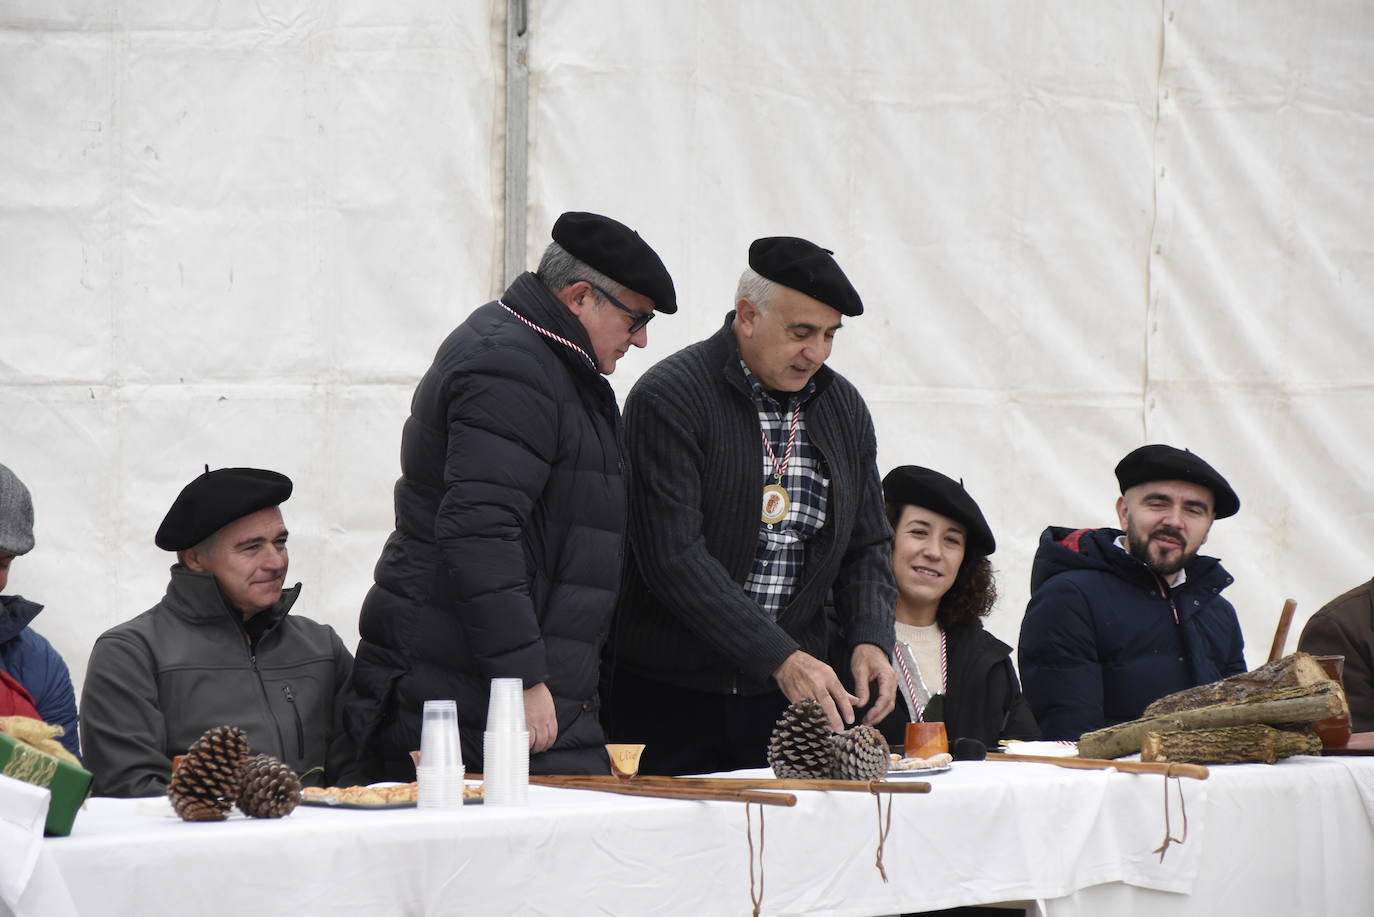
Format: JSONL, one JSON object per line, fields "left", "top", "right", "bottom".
{"left": 1078, "top": 687, "right": 1344, "bottom": 759}
{"left": 1143, "top": 652, "right": 1328, "bottom": 716}
{"left": 1140, "top": 725, "right": 1321, "bottom": 765}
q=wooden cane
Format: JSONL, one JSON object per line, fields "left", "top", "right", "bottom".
{"left": 529, "top": 774, "right": 797, "bottom": 806}
{"left": 532, "top": 773, "right": 932, "bottom": 794}
{"left": 985, "top": 752, "right": 1209, "bottom": 780}
{"left": 1268, "top": 598, "right": 1298, "bottom": 663}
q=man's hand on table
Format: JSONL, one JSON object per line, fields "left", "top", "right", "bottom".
{"left": 850, "top": 642, "right": 897, "bottom": 725}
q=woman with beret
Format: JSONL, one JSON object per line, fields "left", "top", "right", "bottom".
{"left": 878, "top": 465, "right": 1038, "bottom": 752}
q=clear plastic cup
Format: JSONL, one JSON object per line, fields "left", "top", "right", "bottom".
{"left": 486, "top": 678, "right": 526, "bottom": 733}
{"left": 417, "top": 765, "right": 464, "bottom": 809}
{"left": 417, "top": 699, "right": 464, "bottom": 809}
{"left": 482, "top": 729, "right": 529, "bottom": 807}
{"left": 419, "top": 699, "right": 461, "bottom": 769}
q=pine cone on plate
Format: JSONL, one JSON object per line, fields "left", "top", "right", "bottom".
{"left": 830, "top": 724, "right": 890, "bottom": 780}
{"left": 236, "top": 754, "right": 302, "bottom": 818}
{"left": 767, "top": 697, "right": 833, "bottom": 779}
{"left": 167, "top": 725, "right": 249, "bottom": 822}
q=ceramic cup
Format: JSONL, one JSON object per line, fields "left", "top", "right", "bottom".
{"left": 904, "top": 721, "right": 949, "bottom": 759}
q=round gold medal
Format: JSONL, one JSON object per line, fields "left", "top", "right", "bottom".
{"left": 761, "top": 484, "right": 791, "bottom": 524}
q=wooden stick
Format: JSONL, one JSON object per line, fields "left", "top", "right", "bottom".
{"left": 986, "top": 752, "right": 1209, "bottom": 780}
{"left": 532, "top": 774, "right": 931, "bottom": 794}
{"left": 1268, "top": 598, "right": 1299, "bottom": 663}
{"left": 530, "top": 775, "right": 797, "bottom": 806}
{"left": 668, "top": 777, "right": 930, "bottom": 794}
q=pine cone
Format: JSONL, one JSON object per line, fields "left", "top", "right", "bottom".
{"left": 767, "top": 698, "right": 833, "bottom": 779}
{"left": 168, "top": 725, "right": 249, "bottom": 822}
{"left": 237, "top": 754, "right": 302, "bottom": 818}
{"left": 830, "top": 724, "right": 890, "bottom": 780}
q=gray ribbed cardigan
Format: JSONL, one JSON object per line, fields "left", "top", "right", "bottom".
{"left": 611, "top": 312, "right": 896, "bottom": 696}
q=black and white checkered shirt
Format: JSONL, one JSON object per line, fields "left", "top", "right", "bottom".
{"left": 741, "top": 362, "right": 829, "bottom": 620}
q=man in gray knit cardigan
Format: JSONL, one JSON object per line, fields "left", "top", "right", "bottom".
{"left": 606, "top": 237, "right": 898, "bottom": 775}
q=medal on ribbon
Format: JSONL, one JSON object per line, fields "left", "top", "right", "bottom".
{"left": 761, "top": 483, "right": 790, "bottom": 523}
{"left": 760, "top": 401, "right": 800, "bottom": 524}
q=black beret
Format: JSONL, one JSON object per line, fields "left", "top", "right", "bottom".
{"left": 748, "top": 236, "right": 863, "bottom": 316}
{"left": 1114, "top": 445, "right": 1239, "bottom": 519}
{"left": 551, "top": 211, "right": 677, "bottom": 314}
{"left": 155, "top": 467, "right": 293, "bottom": 550}
{"left": 882, "top": 465, "right": 996, "bottom": 556}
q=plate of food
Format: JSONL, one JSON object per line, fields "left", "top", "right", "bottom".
{"left": 299, "top": 782, "right": 485, "bottom": 808}
{"left": 301, "top": 782, "right": 419, "bottom": 808}
{"left": 887, "top": 752, "right": 953, "bottom": 777}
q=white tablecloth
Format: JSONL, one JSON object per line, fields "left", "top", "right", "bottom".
{"left": 8, "top": 755, "right": 1374, "bottom": 916}
{"left": 0, "top": 775, "right": 57, "bottom": 915}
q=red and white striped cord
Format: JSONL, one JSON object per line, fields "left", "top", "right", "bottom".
{"left": 499, "top": 301, "right": 595, "bottom": 370}
{"left": 760, "top": 401, "right": 800, "bottom": 484}
{"left": 894, "top": 626, "right": 947, "bottom": 722}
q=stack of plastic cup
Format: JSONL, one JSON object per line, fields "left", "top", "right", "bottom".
{"left": 417, "top": 699, "right": 464, "bottom": 809}
{"left": 483, "top": 678, "right": 529, "bottom": 807}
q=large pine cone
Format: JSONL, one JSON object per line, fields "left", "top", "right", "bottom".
{"left": 830, "top": 724, "right": 890, "bottom": 780}
{"left": 168, "top": 725, "right": 249, "bottom": 822}
{"left": 767, "top": 698, "right": 833, "bottom": 779}
{"left": 237, "top": 754, "right": 302, "bottom": 818}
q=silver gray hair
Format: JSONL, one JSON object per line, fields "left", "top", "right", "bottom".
{"left": 536, "top": 242, "right": 628, "bottom": 300}
{"left": 734, "top": 268, "right": 778, "bottom": 313}
{"left": 177, "top": 531, "right": 219, "bottom": 565}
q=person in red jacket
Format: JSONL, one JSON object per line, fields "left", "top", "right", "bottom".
{"left": 0, "top": 462, "right": 81, "bottom": 757}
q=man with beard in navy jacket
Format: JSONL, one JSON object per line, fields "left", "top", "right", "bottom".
{"left": 1018, "top": 445, "right": 1247, "bottom": 740}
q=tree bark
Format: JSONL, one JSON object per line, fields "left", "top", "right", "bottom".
{"left": 1143, "top": 652, "right": 1329, "bottom": 716}
{"left": 1140, "top": 724, "right": 1321, "bottom": 764}
{"left": 1078, "top": 685, "right": 1344, "bottom": 759}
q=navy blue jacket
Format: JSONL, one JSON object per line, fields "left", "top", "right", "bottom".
{"left": 0, "top": 595, "right": 80, "bottom": 758}
{"left": 1017, "top": 526, "right": 1246, "bottom": 740}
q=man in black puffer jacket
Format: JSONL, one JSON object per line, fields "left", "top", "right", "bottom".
{"left": 348, "top": 212, "right": 677, "bottom": 776}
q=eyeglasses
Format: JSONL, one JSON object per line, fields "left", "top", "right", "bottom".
{"left": 589, "top": 283, "right": 654, "bottom": 334}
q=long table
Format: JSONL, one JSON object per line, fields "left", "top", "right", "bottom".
{"left": 6, "top": 754, "right": 1374, "bottom": 916}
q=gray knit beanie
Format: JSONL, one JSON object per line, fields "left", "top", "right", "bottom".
{"left": 0, "top": 463, "right": 35, "bottom": 556}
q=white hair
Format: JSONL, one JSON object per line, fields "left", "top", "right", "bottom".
{"left": 734, "top": 268, "right": 778, "bottom": 313}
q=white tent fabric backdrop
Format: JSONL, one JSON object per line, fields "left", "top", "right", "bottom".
{"left": 2, "top": 1, "right": 1371, "bottom": 708}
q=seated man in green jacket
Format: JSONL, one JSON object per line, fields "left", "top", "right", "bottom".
{"left": 81, "top": 467, "right": 363, "bottom": 796}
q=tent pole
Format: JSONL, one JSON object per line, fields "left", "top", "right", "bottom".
{"left": 502, "top": 0, "right": 530, "bottom": 289}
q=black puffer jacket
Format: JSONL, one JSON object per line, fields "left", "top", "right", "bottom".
{"left": 348, "top": 273, "right": 624, "bottom": 774}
